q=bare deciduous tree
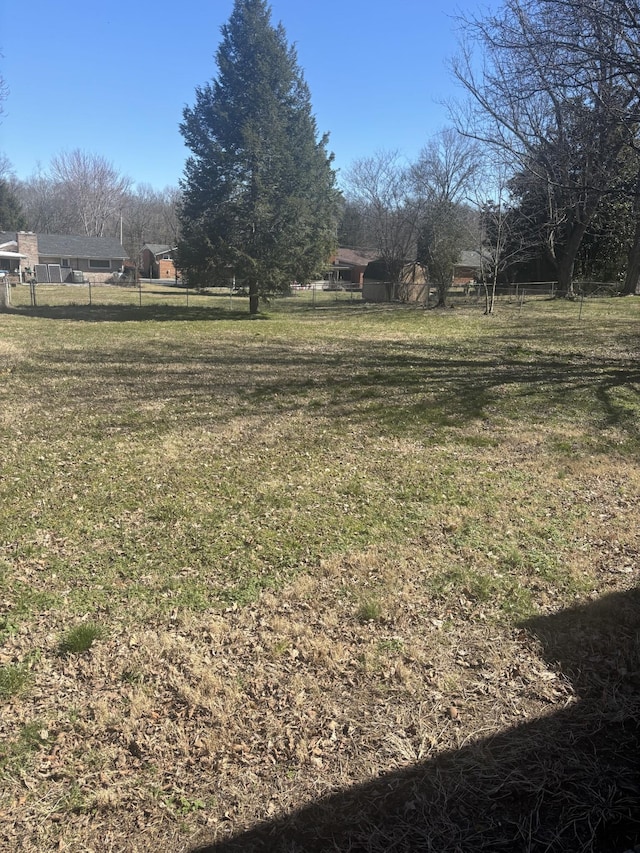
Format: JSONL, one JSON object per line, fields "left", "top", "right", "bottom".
{"left": 50, "top": 149, "right": 132, "bottom": 237}
{"left": 17, "top": 167, "right": 75, "bottom": 234}
{"left": 413, "top": 128, "right": 480, "bottom": 206}
{"left": 344, "top": 150, "right": 421, "bottom": 299}
{"left": 0, "top": 50, "right": 8, "bottom": 121}
{"left": 337, "top": 198, "right": 376, "bottom": 251}
{"left": 451, "top": 0, "right": 635, "bottom": 295}
{"left": 0, "top": 154, "right": 13, "bottom": 181}
{"left": 475, "top": 165, "right": 540, "bottom": 313}
{"left": 412, "top": 130, "right": 481, "bottom": 307}
{"left": 119, "top": 183, "right": 181, "bottom": 269}
{"left": 0, "top": 157, "right": 27, "bottom": 230}
{"left": 161, "top": 186, "right": 182, "bottom": 247}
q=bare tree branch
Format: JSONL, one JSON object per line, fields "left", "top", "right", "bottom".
{"left": 50, "top": 150, "right": 131, "bottom": 237}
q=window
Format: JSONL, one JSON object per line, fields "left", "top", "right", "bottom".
{"left": 89, "top": 259, "right": 111, "bottom": 269}
{"left": 61, "top": 258, "right": 70, "bottom": 267}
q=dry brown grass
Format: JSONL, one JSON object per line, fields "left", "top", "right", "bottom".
{"left": 2, "top": 524, "right": 638, "bottom": 851}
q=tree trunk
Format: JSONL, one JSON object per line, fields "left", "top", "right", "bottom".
{"left": 556, "top": 254, "right": 576, "bottom": 296}
{"left": 623, "top": 231, "right": 640, "bottom": 295}
{"left": 485, "top": 278, "right": 497, "bottom": 315}
{"left": 249, "top": 279, "right": 259, "bottom": 315}
{"left": 622, "top": 171, "right": 640, "bottom": 295}
{"left": 555, "top": 206, "right": 600, "bottom": 296}
{"left": 432, "top": 280, "right": 448, "bottom": 308}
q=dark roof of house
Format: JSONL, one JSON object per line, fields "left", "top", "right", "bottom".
{"left": 37, "top": 234, "right": 127, "bottom": 260}
{"left": 335, "top": 247, "right": 379, "bottom": 267}
{"left": 143, "top": 243, "right": 175, "bottom": 257}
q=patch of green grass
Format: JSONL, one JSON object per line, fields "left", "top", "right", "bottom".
{"left": 271, "top": 638, "right": 290, "bottom": 656}
{"left": 120, "top": 666, "right": 145, "bottom": 685}
{"left": 377, "top": 637, "right": 404, "bottom": 654}
{"left": 429, "top": 565, "right": 536, "bottom": 621}
{"left": 58, "top": 622, "right": 106, "bottom": 655}
{"left": 0, "top": 720, "right": 53, "bottom": 772}
{"left": 171, "top": 794, "right": 206, "bottom": 816}
{"left": 58, "top": 783, "right": 91, "bottom": 815}
{"left": 16, "top": 721, "right": 52, "bottom": 753}
{"left": 0, "top": 663, "right": 30, "bottom": 699}
{"left": 357, "top": 598, "right": 384, "bottom": 623}
{"left": 1, "top": 296, "right": 637, "bottom": 630}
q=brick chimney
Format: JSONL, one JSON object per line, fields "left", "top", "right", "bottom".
{"left": 16, "top": 232, "right": 39, "bottom": 278}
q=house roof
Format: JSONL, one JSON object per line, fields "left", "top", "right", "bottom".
{"left": 457, "top": 250, "right": 486, "bottom": 269}
{"left": 37, "top": 234, "right": 127, "bottom": 260}
{"left": 143, "top": 243, "right": 175, "bottom": 257}
{"left": 334, "top": 248, "right": 379, "bottom": 268}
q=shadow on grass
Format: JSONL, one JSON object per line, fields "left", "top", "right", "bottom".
{"left": 4, "top": 304, "right": 264, "bottom": 323}
{"left": 29, "top": 329, "right": 640, "bottom": 446}
{"left": 3, "top": 292, "right": 371, "bottom": 322}
{"left": 185, "top": 587, "right": 640, "bottom": 853}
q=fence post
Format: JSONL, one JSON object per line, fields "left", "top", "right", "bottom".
{"left": 0, "top": 275, "right": 9, "bottom": 309}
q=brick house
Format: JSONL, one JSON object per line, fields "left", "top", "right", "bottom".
{"left": 323, "top": 248, "right": 379, "bottom": 288}
{"left": 0, "top": 231, "right": 128, "bottom": 284}
{"left": 140, "top": 244, "right": 177, "bottom": 280}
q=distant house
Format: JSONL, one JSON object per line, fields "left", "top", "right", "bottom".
{"left": 141, "top": 244, "right": 177, "bottom": 280}
{"left": 362, "top": 250, "right": 487, "bottom": 303}
{"left": 0, "top": 231, "right": 127, "bottom": 284}
{"left": 454, "top": 250, "right": 486, "bottom": 285}
{"left": 323, "top": 248, "right": 379, "bottom": 288}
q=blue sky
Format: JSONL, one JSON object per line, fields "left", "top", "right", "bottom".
{"left": 0, "top": 0, "right": 484, "bottom": 191}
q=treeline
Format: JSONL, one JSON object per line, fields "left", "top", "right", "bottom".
{"left": 4, "top": 0, "right": 640, "bottom": 301}
{"left": 342, "top": 0, "right": 640, "bottom": 302}
{"left": 455, "top": 0, "right": 640, "bottom": 296}
{"left": 0, "top": 151, "right": 180, "bottom": 265}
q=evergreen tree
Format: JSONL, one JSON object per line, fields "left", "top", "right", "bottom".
{"left": 178, "top": 0, "right": 339, "bottom": 314}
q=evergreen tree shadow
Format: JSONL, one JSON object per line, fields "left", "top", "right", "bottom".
{"left": 184, "top": 587, "right": 640, "bottom": 853}
{"left": 4, "top": 304, "right": 262, "bottom": 322}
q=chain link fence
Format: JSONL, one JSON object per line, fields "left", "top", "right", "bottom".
{"left": 1, "top": 277, "right": 623, "bottom": 315}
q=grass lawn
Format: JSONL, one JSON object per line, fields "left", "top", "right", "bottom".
{"left": 0, "top": 290, "right": 639, "bottom": 852}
